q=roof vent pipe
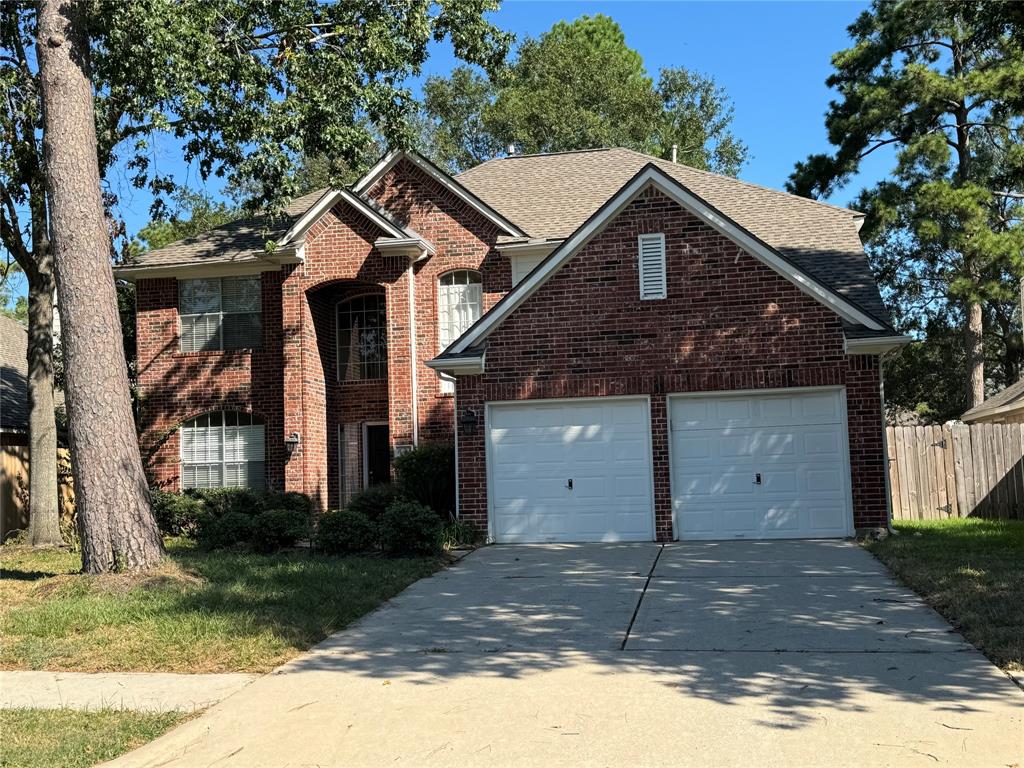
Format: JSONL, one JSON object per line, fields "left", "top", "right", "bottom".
{"left": 507, "top": 143, "right": 516, "bottom": 156}
{"left": 671, "top": 144, "right": 678, "bottom": 164}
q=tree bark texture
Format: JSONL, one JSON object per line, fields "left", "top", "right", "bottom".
{"left": 25, "top": 273, "right": 62, "bottom": 547}
{"left": 36, "top": 0, "right": 163, "bottom": 572}
{"left": 967, "top": 300, "right": 985, "bottom": 407}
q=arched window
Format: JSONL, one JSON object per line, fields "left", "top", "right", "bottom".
{"left": 337, "top": 294, "right": 387, "bottom": 381}
{"left": 438, "top": 271, "right": 482, "bottom": 393}
{"left": 180, "top": 411, "right": 265, "bottom": 489}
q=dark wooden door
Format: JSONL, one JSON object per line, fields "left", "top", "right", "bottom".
{"left": 365, "top": 424, "right": 391, "bottom": 486}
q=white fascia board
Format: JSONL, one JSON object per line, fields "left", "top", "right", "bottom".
{"left": 449, "top": 166, "right": 887, "bottom": 355}
{"left": 424, "top": 354, "right": 485, "bottom": 375}
{"left": 375, "top": 236, "right": 437, "bottom": 261}
{"left": 281, "top": 189, "right": 405, "bottom": 246}
{"left": 353, "top": 151, "right": 528, "bottom": 238}
{"left": 844, "top": 335, "right": 914, "bottom": 355}
{"left": 963, "top": 399, "right": 1024, "bottom": 422}
{"left": 113, "top": 254, "right": 297, "bottom": 282}
{"left": 497, "top": 239, "right": 563, "bottom": 258}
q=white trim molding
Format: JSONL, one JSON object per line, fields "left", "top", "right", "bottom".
{"left": 844, "top": 335, "right": 913, "bottom": 355}
{"left": 113, "top": 254, "right": 297, "bottom": 282}
{"left": 354, "top": 151, "right": 528, "bottom": 238}
{"left": 375, "top": 236, "right": 436, "bottom": 261}
{"left": 443, "top": 164, "right": 890, "bottom": 357}
{"left": 281, "top": 188, "right": 405, "bottom": 246}
{"left": 424, "top": 353, "right": 485, "bottom": 376}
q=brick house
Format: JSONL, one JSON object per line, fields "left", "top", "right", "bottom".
{"left": 118, "top": 148, "right": 908, "bottom": 542}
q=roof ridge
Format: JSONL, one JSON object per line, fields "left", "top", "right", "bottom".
{"left": 614, "top": 148, "right": 862, "bottom": 217}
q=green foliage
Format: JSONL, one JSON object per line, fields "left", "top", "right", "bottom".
{"left": 196, "top": 511, "right": 255, "bottom": 551}
{"left": 317, "top": 509, "right": 378, "bottom": 555}
{"left": 184, "top": 487, "right": 265, "bottom": 519}
{"left": 150, "top": 489, "right": 205, "bottom": 537}
{"left": 379, "top": 500, "right": 443, "bottom": 556}
{"left": 440, "top": 519, "right": 480, "bottom": 550}
{"left": 346, "top": 484, "right": 408, "bottom": 523}
{"left": 393, "top": 443, "right": 455, "bottom": 518}
{"left": 250, "top": 508, "right": 312, "bottom": 554}
{"left": 788, "top": 1, "right": 1024, "bottom": 410}
{"left": 421, "top": 16, "right": 747, "bottom": 174}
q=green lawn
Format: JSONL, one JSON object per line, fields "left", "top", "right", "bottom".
{"left": 0, "top": 540, "right": 440, "bottom": 673}
{"left": 0, "top": 709, "right": 188, "bottom": 768}
{"left": 865, "top": 518, "right": 1024, "bottom": 673}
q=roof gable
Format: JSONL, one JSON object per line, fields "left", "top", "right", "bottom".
{"left": 436, "top": 164, "right": 889, "bottom": 361}
{"left": 962, "top": 378, "right": 1024, "bottom": 421}
{"left": 354, "top": 150, "right": 528, "bottom": 238}
{"left": 458, "top": 148, "right": 890, "bottom": 330}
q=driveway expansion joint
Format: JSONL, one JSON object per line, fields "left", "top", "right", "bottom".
{"left": 620, "top": 544, "right": 664, "bottom": 651}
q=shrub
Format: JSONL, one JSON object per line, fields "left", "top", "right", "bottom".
{"left": 440, "top": 519, "right": 480, "bottom": 550}
{"left": 347, "top": 484, "right": 407, "bottom": 522}
{"left": 317, "top": 509, "right": 377, "bottom": 555}
{"left": 196, "top": 511, "right": 255, "bottom": 550}
{"left": 394, "top": 443, "right": 455, "bottom": 519}
{"left": 379, "top": 500, "right": 442, "bottom": 556}
{"left": 150, "top": 490, "right": 204, "bottom": 536}
{"left": 250, "top": 508, "right": 312, "bottom": 554}
{"left": 271, "top": 491, "right": 315, "bottom": 517}
{"left": 185, "top": 487, "right": 263, "bottom": 518}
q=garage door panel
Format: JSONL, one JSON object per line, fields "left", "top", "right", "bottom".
{"left": 489, "top": 398, "right": 654, "bottom": 543}
{"left": 671, "top": 390, "right": 852, "bottom": 540}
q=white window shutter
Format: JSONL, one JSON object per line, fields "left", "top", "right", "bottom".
{"left": 638, "top": 233, "right": 667, "bottom": 300}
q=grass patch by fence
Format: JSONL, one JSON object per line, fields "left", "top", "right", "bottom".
{"left": 865, "top": 518, "right": 1024, "bottom": 673}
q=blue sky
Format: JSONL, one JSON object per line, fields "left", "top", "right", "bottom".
{"left": 8, "top": 1, "right": 893, "bottom": 304}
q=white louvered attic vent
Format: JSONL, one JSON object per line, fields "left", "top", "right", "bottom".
{"left": 638, "top": 233, "right": 667, "bottom": 300}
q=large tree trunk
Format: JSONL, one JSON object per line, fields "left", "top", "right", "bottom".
{"left": 36, "top": 0, "right": 163, "bottom": 572}
{"left": 967, "top": 300, "right": 985, "bottom": 407}
{"left": 25, "top": 271, "right": 62, "bottom": 548}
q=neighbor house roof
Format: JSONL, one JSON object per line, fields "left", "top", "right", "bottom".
{"left": 961, "top": 378, "right": 1024, "bottom": 423}
{"left": 458, "top": 148, "right": 893, "bottom": 335}
{"left": 0, "top": 315, "right": 29, "bottom": 432}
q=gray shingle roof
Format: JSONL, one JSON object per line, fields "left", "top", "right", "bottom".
{"left": 127, "top": 189, "right": 330, "bottom": 268}
{"left": 962, "top": 378, "right": 1024, "bottom": 421}
{"left": 0, "top": 315, "right": 28, "bottom": 431}
{"left": 458, "top": 148, "right": 892, "bottom": 332}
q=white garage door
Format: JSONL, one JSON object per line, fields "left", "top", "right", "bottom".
{"left": 670, "top": 389, "right": 852, "bottom": 540}
{"left": 487, "top": 398, "right": 654, "bottom": 543}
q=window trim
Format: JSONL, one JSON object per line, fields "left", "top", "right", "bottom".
{"left": 336, "top": 292, "right": 388, "bottom": 382}
{"left": 179, "top": 410, "right": 266, "bottom": 490}
{"left": 437, "top": 269, "right": 483, "bottom": 394}
{"left": 178, "top": 276, "right": 263, "bottom": 353}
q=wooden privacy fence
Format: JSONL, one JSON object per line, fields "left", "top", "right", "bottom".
{"left": 0, "top": 446, "right": 75, "bottom": 539}
{"left": 886, "top": 424, "right": 1024, "bottom": 520}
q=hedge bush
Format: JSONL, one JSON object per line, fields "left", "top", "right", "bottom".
{"left": 346, "top": 484, "right": 407, "bottom": 522}
{"left": 251, "top": 508, "right": 312, "bottom": 554}
{"left": 150, "top": 490, "right": 204, "bottom": 537}
{"left": 394, "top": 443, "right": 455, "bottom": 519}
{"left": 196, "top": 511, "right": 255, "bottom": 550}
{"left": 317, "top": 509, "right": 377, "bottom": 555}
{"left": 379, "top": 500, "right": 442, "bottom": 556}
{"left": 184, "top": 487, "right": 263, "bottom": 518}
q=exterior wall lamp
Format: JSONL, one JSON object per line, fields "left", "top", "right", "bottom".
{"left": 284, "top": 432, "right": 301, "bottom": 457}
{"left": 458, "top": 408, "right": 479, "bottom": 435}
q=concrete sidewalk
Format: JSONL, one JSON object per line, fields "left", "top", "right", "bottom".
{"left": 100, "top": 542, "right": 1024, "bottom": 767}
{"left": 0, "top": 671, "right": 257, "bottom": 712}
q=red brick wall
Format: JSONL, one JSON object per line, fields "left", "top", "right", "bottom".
{"left": 136, "top": 271, "right": 285, "bottom": 491}
{"left": 454, "top": 187, "right": 888, "bottom": 539}
{"left": 366, "top": 158, "right": 506, "bottom": 444}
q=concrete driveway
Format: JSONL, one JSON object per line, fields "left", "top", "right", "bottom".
{"left": 106, "top": 541, "right": 1023, "bottom": 767}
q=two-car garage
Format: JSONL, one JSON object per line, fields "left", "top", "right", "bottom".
{"left": 486, "top": 389, "right": 854, "bottom": 543}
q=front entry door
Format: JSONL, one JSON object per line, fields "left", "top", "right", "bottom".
{"left": 364, "top": 423, "right": 391, "bottom": 487}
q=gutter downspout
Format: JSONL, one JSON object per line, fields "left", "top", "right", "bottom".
{"left": 408, "top": 264, "right": 419, "bottom": 446}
